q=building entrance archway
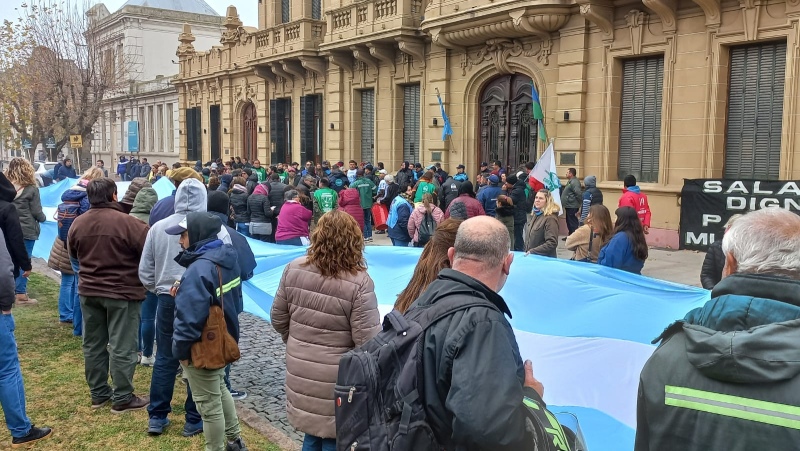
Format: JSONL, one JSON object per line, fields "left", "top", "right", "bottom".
{"left": 242, "top": 102, "right": 257, "bottom": 162}
{"left": 479, "top": 73, "right": 539, "bottom": 170}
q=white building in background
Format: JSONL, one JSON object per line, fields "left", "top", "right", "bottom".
{"left": 87, "top": 0, "right": 223, "bottom": 168}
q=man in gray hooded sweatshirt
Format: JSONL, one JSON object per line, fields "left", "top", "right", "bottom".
{"left": 139, "top": 178, "right": 206, "bottom": 436}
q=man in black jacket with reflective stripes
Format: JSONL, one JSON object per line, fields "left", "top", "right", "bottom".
{"left": 636, "top": 208, "right": 800, "bottom": 451}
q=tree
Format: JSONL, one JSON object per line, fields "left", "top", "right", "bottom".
{"left": 0, "top": 0, "right": 129, "bottom": 168}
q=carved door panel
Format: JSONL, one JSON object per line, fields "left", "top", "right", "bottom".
{"left": 479, "top": 74, "right": 538, "bottom": 170}
{"left": 242, "top": 102, "right": 257, "bottom": 162}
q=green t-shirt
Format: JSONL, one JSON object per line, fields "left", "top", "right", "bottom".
{"left": 314, "top": 187, "right": 338, "bottom": 213}
{"left": 414, "top": 181, "right": 436, "bottom": 203}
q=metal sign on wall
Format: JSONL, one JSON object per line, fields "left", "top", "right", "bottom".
{"left": 680, "top": 179, "right": 800, "bottom": 251}
{"left": 127, "top": 121, "right": 139, "bottom": 153}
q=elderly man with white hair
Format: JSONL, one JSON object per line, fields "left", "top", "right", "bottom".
{"left": 635, "top": 208, "right": 800, "bottom": 451}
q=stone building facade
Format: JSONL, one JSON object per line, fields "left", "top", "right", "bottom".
{"left": 88, "top": 0, "right": 223, "bottom": 166}
{"left": 174, "top": 0, "right": 800, "bottom": 246}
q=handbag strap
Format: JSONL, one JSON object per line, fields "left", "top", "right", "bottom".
{"left": 587, "top": 231, "right": 595, "bottom": 263}
{"left": 215, "top": 265, "right": 225, "bottom": 311}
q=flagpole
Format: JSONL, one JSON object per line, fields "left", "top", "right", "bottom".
{"left": 435, "top": 87, "right": 458, "bottom": 161}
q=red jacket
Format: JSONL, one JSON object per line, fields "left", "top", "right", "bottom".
{"left": 618, "top": 188, "right": 652, "bottom": 227}
{"left": 339, "top": 188, "right": 365, "bottom": 230}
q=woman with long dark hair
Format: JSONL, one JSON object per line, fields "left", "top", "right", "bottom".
{"left": 394, "top": 218, "right": 462, "bottom": 313}
{"left": 271, "top": 209, "right": 380, "bottom": 451}
{"left": 598, "top": 206, "right": 648, "bottom": 274}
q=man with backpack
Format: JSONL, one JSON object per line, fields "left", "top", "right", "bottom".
{"left": 335, "top": 216, "right": 553, "bottom": 451}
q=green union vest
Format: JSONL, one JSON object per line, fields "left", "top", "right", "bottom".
{"left": 314, "top": 188, "right": 338, "bottom": 213}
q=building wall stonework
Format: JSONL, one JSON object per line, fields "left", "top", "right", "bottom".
{"left": 174, "top": 0, "right": 800, "bottom": 247}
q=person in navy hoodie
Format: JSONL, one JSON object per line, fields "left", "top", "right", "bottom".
{"left": 168, "top": 212, "right": 248, "bottom": 451}
{"left": 598, "top": 206, "right": 648, "bottom": 274}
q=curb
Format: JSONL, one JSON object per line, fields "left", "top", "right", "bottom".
{"left": 236, "top": 404, "right": 300, "bottom": 451}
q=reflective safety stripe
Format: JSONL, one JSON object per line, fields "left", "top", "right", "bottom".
{"left": 665, "top": 385, "right": 800, "bottom": 430}
{"left": 215, "top": 277, "right": 241, "bottom": 297}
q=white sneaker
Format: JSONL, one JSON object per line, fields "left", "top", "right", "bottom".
{"left": 140, "top": 355, "right": 155, "bottom": 366}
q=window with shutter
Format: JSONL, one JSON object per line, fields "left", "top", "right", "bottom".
{"left": 403, "top": 84, "right": 420, "bottom": 163}
{"left": 618, "top": 56, "right": 664, "bottom": 183}
{"left": 270, "top": 99, "right": 291, "bottom": 164}
{"left": 361, "top": 90, "right": 375, "bottom": 164}
{"left": 724, "top": 42, "right": 786, "bottom": 180}
{"left": 281, "top": 0, "right": 290, "bottom": 23}
{"left": 300, "top": 95, "right": 323, "bottom": 165}
{"left": 210, "top": 105, "right": 221, "bottom": 161}
{"left": 312, "top": 0, "right": 321, "bottom": 20}
{"left": 186, "top": 108, "right": 201, "bottom": 162}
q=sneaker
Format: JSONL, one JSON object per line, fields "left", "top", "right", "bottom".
{"left": 147, "top": 417, "right": 170, "bottom": 436}
{"left": 91, "top": 397, "right": 111, "bottom": 409}
{"left": 110, "top": 395, "right": 150, "bottom": 414}
{"left": 226, "top": 437, "right": 248, "bottom": 451}
{"left": 140, "top": 355, "right": 155, "bottom": 366}
{"left": 229, "top": 389, "right": 248, "bottom": 401}
{"left": 11, "top": 426, "right": 52, "bottom": 448}
{"left": 182, "top": 420, "right": 204, "bottom": 437}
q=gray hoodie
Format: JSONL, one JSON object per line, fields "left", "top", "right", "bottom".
{"left": 138, "top": 178, "right": 207, "bottom": 295}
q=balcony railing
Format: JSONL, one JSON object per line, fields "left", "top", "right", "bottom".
{"left": 324, "top": 0, "right": 422, "bottom": 45}
{"left": 253, "top": 19, "right": 326, "bottom": 56}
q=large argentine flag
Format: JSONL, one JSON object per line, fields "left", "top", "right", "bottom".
{"left": 34, "top": 180, "right": 709, "bottom": 451}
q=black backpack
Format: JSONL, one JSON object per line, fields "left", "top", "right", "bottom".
{"left": 417, "top": 211, "right": 436, "bottom": 246}
{"left": 335, "top": 297, "right": 581, "bottom": 451}
{"left": 335, "top": 296, "right": 497, "bottom": 451}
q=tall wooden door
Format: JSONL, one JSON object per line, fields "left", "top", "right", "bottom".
{"left": 479, "top": 74, "right": 538, "bottom": 169}
{"left": 242, "top": 102, "right": 257, "bottom": 162}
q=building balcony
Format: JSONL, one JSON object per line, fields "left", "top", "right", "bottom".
{"left": 320, "top": 0, "right": 424, "bottom": 50}
{"left": 251, "top": 19, "right": 327, "bottom": 62}
{"left": 421, "top": 0, "right": 574, "bottom": 48}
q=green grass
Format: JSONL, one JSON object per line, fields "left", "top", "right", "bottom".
{"left": 0, "top": 273, "right": 280, "bottom": 450}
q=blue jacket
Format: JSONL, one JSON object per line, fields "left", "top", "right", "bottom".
{"left": 476, "top": 184, "right": 503, "bottom": 217}
{"left": 55, "top": 165, "right": 77, "bottom": 181}
{"left": 149, "top": 191, "right": 176, "bottom": 226}
{"left": 172, "top": 240, "right": 242, "bottom": 361}
{"left": 598, "top": 232, "right": 644, "bottom": 274}
{"left": 61, "top": 185, "right": 91, "bottom": 214}
{"left": 387, "top": 196, "right": 412, "bottom": 242}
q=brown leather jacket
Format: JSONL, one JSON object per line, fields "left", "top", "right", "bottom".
{"left": 271, "top": 256, "right": 380, "bottom": 438}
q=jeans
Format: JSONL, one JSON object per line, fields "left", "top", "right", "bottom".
{"left": 566, "top": 208, "right": 579, "bottom": 235}
{"left": 70, "top": 257, "right": 82, "bottom": 336}
{"left": 0, "top": 314, "right": 32, "bottom": 438}
{"left": 139, "top": 292, "right": 157, "bottom": 357}
{"left": 58, "top": 273, "right": 77, "bottom": 322}
{"left": 81, "top": 296, "right": 140, "bottom": 405}
{"left": 363, "top": 208, "right": 373, "bottom": 239}
{"left": 302, "top": 434, "right": 336, "bottom": 451}
{"left": 514, "top": 221, "right": 526, "bottom": 252}
{"left": 148, "top": 294, "right": 201, "bottom": 424}
{"left": 235, "top": 223, "right": 250, "bottom": 237}
{"left": 276, "top": 237, "right": 304, "bottom": 246}
{"left": 391, "top": 238, "right": 410, "bottom": 247}
{"left": 182, "top": 364, "right": 241, "bottom": 451}
{"left": 14, "top": 240, "right": 35, "bottom": 295}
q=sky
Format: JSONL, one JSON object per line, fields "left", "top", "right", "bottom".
{"left": 0, "top": 0, "right": 258, "bottom": 27}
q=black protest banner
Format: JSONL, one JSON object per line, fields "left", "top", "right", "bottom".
{"left": 679, "top": 179, "right": 800, "bottom": 251}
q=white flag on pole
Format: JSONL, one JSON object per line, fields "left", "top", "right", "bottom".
{"left": 530, "top": 142, "right": 562, "bottom": 215}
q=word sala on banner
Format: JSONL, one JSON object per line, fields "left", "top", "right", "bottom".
{"left": 679, "top": 179, "right": 800, "bottom": 251}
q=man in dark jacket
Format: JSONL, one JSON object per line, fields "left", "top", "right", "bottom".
{"left": 0, "top": 174, "right": 32, "bottom": 287}
{"left": 68, "top": 178, "right": 150, "bottom": 413}
{"left": 268, "top": 173, "right": 288, "bottom": 242}
{"left": 636, "top": 208, "right": 800, "bottom": 451}
{"left": 438, "top": 174, "right": 462, "bottom": 211}
{"left": 55, "top": 158, "right": 77, "bottom": 181}
{"left": 149, "top": 167, "right": 205, "bottom": 226}
{"left": 508, "top": 173, "right": 529, "bottom": 252}
{"left": 476, "top": 174, "right": 503, "bottom": 217}
{"left": 0, "top": 227, "right": 53, "bottom": 447}
{"left": 139, "top": 158, "right": 152, "bottom": 178}
{"left": 395, "top": 161, "right": 414, "bottom": 188}
{"left": 562, "top": 168, "right": 582, "bottom": 236}
{"left": 579, "top": 175, "right": 603, "bottom": 225}
{"left": 167, "top": 212, "right": 248, "bottom": 451}
{"left": 413, "top": 216, "right": 545, "bottom": 450}
{"left": 327, "top": 165, "right": 349, "bottom": 193}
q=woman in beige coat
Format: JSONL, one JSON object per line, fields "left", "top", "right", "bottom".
{"left": 271, "top": 209, "right": 380, "bottom": 451}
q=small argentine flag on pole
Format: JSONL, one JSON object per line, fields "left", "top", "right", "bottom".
{"left": 436, "top": 88, "right": 453, "bottom": 141}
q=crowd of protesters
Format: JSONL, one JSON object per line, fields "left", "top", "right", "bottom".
{"left": 0, "top": 152, "right": 674, "bottom": 450}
